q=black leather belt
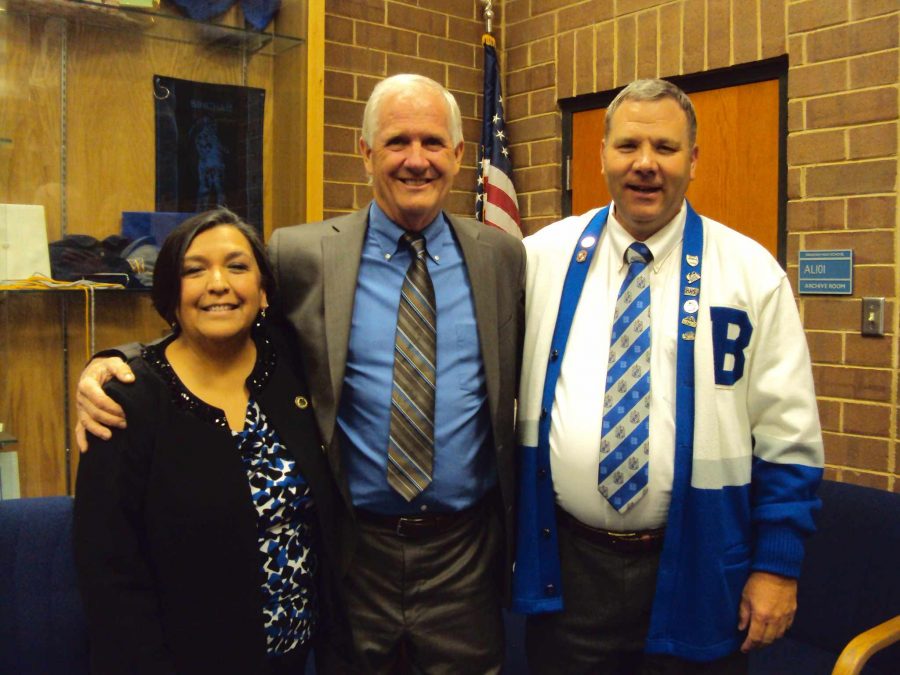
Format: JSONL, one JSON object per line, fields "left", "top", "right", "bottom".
{"left": 556, "top": 506, "right": 665, "bottom": 554}
{"left": 357, "top": 499, "right": 484, "bottom": 539}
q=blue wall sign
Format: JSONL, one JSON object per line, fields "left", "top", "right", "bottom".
{"left": 798, "top": 250, "right": 853, "bottom": 295}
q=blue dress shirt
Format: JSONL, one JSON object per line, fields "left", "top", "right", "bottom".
{"left": 338, "top": 202, "right": 495, "bottom": 515}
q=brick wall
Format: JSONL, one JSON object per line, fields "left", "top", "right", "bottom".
{"left": 784, "top": 1, "right": 898, "bottom": 491}
{"left": 323, "top": 0, "right": 899, "bottom": 492}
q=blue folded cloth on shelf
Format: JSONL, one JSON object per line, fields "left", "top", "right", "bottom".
{"left": 168, "top": 0, "right": 281, "bottom": 31}
{"left": 240, "top": 0, "right": 281, "bottom": 30}
{"left": 121, "top": 211, "right": 196, "bottom": 247}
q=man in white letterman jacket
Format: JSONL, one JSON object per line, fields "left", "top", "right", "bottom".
{"left": 513, "top": 79, "right": 823, "bottom": 674}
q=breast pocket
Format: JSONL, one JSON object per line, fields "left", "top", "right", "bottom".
{"left": 455, "top": 322, "right": 485, "bottom": 392}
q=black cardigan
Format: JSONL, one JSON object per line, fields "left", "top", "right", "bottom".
{"left": 73, "top": 331, "right": 351, "bottom": 674}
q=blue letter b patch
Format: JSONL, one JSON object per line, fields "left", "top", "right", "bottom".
{"left": 710, "top": 307, "right": 752, "bottom": 386}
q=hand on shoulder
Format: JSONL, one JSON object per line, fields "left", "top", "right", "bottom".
{"left": 75, "top": 356, "right": 135, "bottom": 452}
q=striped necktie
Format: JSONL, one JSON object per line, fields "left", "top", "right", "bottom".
{"left": 599, "top": 242, "right": 653, "bottom": 513}
{"left": 387, "top": 233, "right": 436, "bottom": 501}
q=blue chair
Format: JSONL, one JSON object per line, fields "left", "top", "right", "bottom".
{"left": 750, "top": 480, "right": 900, "bottom": 674}
{"left": 0, "top": 496, "right": 89, "bottom": 675}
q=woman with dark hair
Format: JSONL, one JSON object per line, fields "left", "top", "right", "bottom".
{"left": 74, "top": 208, "right": 348, "bottom": 674}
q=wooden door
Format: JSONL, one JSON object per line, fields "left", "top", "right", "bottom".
{"left": 570, "top": 79, "right": 781, "bottom": 258}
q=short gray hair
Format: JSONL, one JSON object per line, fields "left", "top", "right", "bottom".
{"left": 361, "top": 74, "right": 464, "bottom": 148}
{"left": 605, "top": 79, "right": 697, "bottom": 147}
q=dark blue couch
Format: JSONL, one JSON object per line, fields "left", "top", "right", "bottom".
{"left": 0, "top": 496, "right": 89, "bottom": 675}
{"left": 2, "top": 480, "right": 897, "bottom": 674}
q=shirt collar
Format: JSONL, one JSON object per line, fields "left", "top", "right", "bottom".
{"left": 607, "top": 201, "right": 686, "bottom": 273}
{"left": 368, "top": 201, "right": 449, "bottom": 264}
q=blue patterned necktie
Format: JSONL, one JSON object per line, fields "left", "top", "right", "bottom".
{"left": 599, "top": 242, "right": 653, "bottom": 513}
{"left": 387, "top": 233, "right": 436, "bottom": 501}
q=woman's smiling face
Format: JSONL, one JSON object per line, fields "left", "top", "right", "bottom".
{"left": 175, "top": 225, "right": 267, "bottom": 346}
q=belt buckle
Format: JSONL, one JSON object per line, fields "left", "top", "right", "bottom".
{"left": 396, "top": 516, "right": 426, "bottom": 538}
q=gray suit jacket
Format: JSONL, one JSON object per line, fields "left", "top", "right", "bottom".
{"left": 268, "top": 205, "right": 525, "bottom": 593}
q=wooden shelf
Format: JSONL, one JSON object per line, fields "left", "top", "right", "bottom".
{"left": 1, "top": 0, "right": 304, "bottom": 55}
{"left": 0, "top": 284, "right": 148, "bottom": 293}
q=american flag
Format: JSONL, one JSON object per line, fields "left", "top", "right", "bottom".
{"left": 476, "top": 36, "right": 521, "bottom": 238}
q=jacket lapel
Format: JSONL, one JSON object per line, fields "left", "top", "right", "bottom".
{"left": 320, "top": 209, "right": 368, "bottom": 444}
{"left": 449, "top": 215, "right": 500, "bottom": 418}
{"left": 258, "top": 367, "right": 326, "bottom": 493}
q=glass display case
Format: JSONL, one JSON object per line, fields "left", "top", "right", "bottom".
{"left": 0, "top": 0, "right": 321, "bottom": 497}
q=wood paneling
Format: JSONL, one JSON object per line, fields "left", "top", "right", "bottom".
{"left": 0, "top": 13, "right": 64, "bottom": 238}
{"left": 304, "top": 0, "right": 325, "bottom": 225}
{"left": 0, "top": 293, "right": 66, "bottom": 497}
{"left": 1, "top": 289, "right": 169, "bottom": 497}
{"left": 272, "top": 37, "right": 308, "bottom": 233}
{"left": 571, "top": 79, "right": 781, "bottom": 257}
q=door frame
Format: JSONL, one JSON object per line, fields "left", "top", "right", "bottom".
{"left": 559, "top": 55, "right": 789, "bottom": 265}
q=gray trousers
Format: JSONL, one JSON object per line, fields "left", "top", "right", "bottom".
{"left": 339, "top": 503, "right": 505, "bottom": 675}
{"left": 525, "top": 514, "right": 747, "bottom": 675}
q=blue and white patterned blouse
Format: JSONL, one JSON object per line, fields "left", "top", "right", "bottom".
{"left": 233, "top": 400, "right": 318, "bottom": 655}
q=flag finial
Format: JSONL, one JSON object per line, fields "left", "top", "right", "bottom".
{"left": 480, "top": 0, "right": 494, "bottom": 35}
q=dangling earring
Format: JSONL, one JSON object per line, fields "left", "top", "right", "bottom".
{"left": 254, "top": 307, "right": 267, "bottom": 330}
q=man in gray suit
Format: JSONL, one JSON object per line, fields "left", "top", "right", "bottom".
{"left": 76, "top": 74, "right": 524, "bottom": 674}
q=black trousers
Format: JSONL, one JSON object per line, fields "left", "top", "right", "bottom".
{"left": 525, "top": 513, "right": 747, "bottom": 675}
{"left": 331, "top": 502, "right": 505, "bottom": 675}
